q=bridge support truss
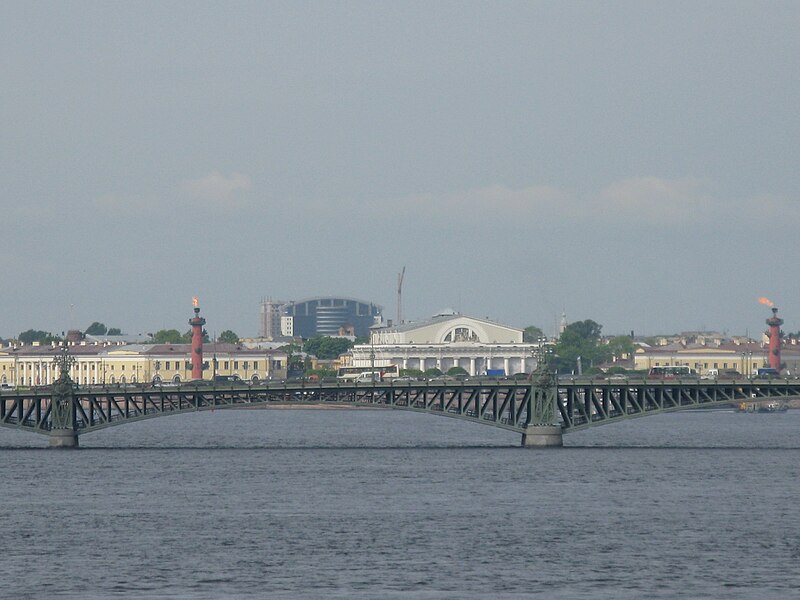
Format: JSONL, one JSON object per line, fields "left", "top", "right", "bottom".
{"left": 522, "top": 361, "right": 562, "bottom": 447}
{"left": 48, "top": 347, "right": 79, "bottom": 448}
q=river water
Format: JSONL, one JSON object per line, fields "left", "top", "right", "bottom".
{"left": 1, "top": 408, "right": 799, "bottom": 599}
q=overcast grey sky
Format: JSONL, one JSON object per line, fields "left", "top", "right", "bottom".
{"left": 2, "top": 1, "right": 798, "bottom": 339}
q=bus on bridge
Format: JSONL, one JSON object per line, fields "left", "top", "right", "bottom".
{"left": 336, "top": 364, "right": 400, "bottom": 381}
{"left": 647, "top": 366, "right": 698, "bottom": 379}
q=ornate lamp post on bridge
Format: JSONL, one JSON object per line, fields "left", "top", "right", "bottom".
{"left": 521, "top": 338, "right": 562, "bottom": 447}
{"left": 49, "top": 345, "right": 79, "bottom": 448}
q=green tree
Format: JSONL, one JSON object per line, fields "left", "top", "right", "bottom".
{"left": 523, "top": 325, "right": 545, "bottom": 343}
{"left": 553, "top": 319, "right": 611, "bottom": 374}
{"left": 303, "top": 336, "right": 354, "bottom": 360}
{"left": 424, "top": 367, "right": 443, "bottom": 378}
{"left": 279, "top": 343, "right": 305, "bottom": 376}
{"left": 152, "top": 329, "right": 184, "bottom": 344}
{"left": 18, "top": 330, "right": 61, "bottom": 344}
{"left": 85, "top": 322, "right": 107, "bottom": 335}
{"left": 446, "top": 366, "right": 468, "bottom": 377}
{"left": 218, "top": 330, "right": 239, "bottom": 344}
{"left": 606, "top": 335, "right": 634, "bottom": 359}
{"left": 107, "top": 327, "right": 122, "bottom": 336}
{"left": 563, "top": 320, "right": 603, "bottom": 341}
{"left": 400, "top": 368, "right": 423, "bottom": 378}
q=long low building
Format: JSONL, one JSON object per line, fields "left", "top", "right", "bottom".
{"left": 0, "top": 341, "right": 288, "bottom": 386}
{"left": 350, "top": 311, "right": 539, "bottom": 376}
{"left": 632, "top": 340, "right": 800, "bottom": 376}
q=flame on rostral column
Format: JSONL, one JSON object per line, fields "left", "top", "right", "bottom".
{"left": 192, "top": 297, "right": 199, "bottom": 308}
{"left": 759, "top": 297, "right": 774, "bottom": 308}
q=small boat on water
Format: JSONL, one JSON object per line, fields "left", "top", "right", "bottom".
{"left": 736, "top": 401, "right": 788, "bottom": 413}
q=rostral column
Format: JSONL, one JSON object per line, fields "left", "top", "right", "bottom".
{"left": 766, "top": 307, "right": 783, "bottom": 371}
{"left": 189, "top": 297, "right": 206, "bottom": 380}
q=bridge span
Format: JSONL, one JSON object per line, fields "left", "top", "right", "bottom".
{"left": 2, "top": 371, "right": 799, "bottom": 448}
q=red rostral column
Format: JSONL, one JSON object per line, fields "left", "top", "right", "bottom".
{"left": 766, "top": 307, "right": 783, "bottom": 371}
{"left": 189, "top": 297, "right": 206, "bottom": 380}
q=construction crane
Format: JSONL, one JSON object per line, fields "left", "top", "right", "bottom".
{"left": 397, "top": 266, "right": 405, "bottom": 325}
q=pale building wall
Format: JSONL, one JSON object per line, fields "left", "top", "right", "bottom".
{"left": 633, "top": 347, "right": 773, "bottom": 376}
{"left": 0, "top": 345, "right": 288, "bottom": 386}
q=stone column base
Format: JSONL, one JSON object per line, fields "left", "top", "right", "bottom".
{"left": 49, "top": 430, "right": 79, "bottom": 448}
{"left": 521, "top": 425, "right": 563, "bottom": 447}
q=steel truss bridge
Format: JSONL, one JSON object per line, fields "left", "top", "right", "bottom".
{"left": 2, "top": 374, "right": 799, "bottom": 447}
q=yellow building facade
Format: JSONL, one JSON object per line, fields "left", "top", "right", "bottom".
{"left": 0, "top": 341, "right": 288, "bottom": 386}
{"left": 633, "top": 341, "right": 800, "bottom": 376}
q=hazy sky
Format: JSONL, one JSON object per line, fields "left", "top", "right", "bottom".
{"left": 2, "top": 1, "right": 798, "bottom": 339}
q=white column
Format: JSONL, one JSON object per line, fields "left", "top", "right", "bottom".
{"left": 469, "top": 357, "right": 476, "bottom": 376}
{"left": 504, "top": 358, "right": 510, "bottom": 375}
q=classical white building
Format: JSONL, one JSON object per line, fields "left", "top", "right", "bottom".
{"left": 351, "top": 310, "right": 539, "bottom": 376}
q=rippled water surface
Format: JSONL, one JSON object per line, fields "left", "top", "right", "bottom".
{"left": 2, "top": 408, "right": 799, "bottom": 599}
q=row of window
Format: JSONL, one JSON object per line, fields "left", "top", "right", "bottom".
{"left": 4, "top": 359, "right": 285, "bottom": 372}
{"left": 153, "top": 360, "right": 265, "bottom": 371}
{"left": 653, "top": 361, "right": 767, "bottom": 370}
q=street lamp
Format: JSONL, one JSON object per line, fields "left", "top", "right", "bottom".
{"left": 370, "top": 331, "right": 376, "bottom": 382}
{"left": 534, "top": 337, "right": 553, "bottom": 372}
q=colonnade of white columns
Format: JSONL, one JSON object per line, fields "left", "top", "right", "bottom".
{"left": 12, "top": 360, "right": 111, "bottom": 386}
{"left": 352, "top": 345, "right": 536, "bottom": 376}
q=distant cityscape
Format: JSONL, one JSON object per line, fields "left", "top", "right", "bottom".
{"left": 0, "top": 294, "right": 797, "bottom": 388}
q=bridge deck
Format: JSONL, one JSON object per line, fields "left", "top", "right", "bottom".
{"left": 2, "top": 377, "right": 798, "bottom": 443}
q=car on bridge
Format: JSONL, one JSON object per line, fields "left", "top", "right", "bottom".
{"left": 755, "top": 368, "right": 780, "bottom": 378}
{"left": 717, "top": 369, "right": 743, "bottom": 380}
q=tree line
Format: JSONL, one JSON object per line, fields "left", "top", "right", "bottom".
{"left": 9, "top": 322, "right": 243, "bottom": 346}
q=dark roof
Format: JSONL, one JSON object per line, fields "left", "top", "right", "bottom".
{"left": 143, "top": 343, "right": 281, "bottom": 355}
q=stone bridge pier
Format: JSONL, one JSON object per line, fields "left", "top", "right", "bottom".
{"left": 49, "top": 429, "right": 79, "bottom": 448}
{"left": 522, "top": 425, "right": 563, "bottom": 447}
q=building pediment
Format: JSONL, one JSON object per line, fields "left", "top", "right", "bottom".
{"left": 375, "top": 315, "right": 523, "bottom": 345}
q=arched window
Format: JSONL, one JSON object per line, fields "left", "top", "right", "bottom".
{"left": 444, "top": 327, "right": 479, "bottom": 343}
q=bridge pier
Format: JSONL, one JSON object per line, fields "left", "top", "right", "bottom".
{"left": 521, "top": 425, "right": 563, "bottom": 447}
{"left": 49, "top": 430, "right": 79, "bottom": 448}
